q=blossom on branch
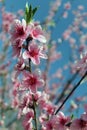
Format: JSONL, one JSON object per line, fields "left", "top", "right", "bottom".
{"left": 10, "top": 19, "right": 29, "bottom": 42}
{"left": 23, "top": 41, "right": 47, "bottom": 65}
{"left": 22, "top": 71, "right": 44, "bottom": 93}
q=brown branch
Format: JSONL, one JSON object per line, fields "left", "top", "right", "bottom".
{"left": 55, "top": 71, "right": 87, "bottom": 115}
{"left": 55, "top": 71, "right": 79, "bottom": 105}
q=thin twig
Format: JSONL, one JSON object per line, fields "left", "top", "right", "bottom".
{"left": 55, "top": 71, "right": 79, "bottom": 105}
{"left": 55, "top": 71, "right": 87, "bottom": 115}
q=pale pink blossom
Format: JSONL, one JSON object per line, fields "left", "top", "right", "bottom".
{"left": 70, "top": 118, "right": 87, "bottom": 130}
{"left": 78, "top": 5, "right": 84, "bottom": 10}
{"left": 41, "top": 113, "right": 70, "bottom": 130}
{"left": 81, "top": 113, "right": 87, "bottom": 122}
{"left": 63, "top": 11, "right": 68, "bottom": 18}
{"left": 0, "top": 61, "right": 11, "bottom": 71}
{"left": 55, "top": 112, "right": 70, "bottom": 130}
{"left": 23, "top": 41, "right": 47, "bottom": 65}
{"left": 42, "top": 119, "right": 55, "bottom": 130}
{"left": 2, "top": 9, "right": 16, "bottom": 32}
{"left": 46, "top": 0, "right": 61, "bottom": 22}
{"left": 15, "top": 57, "right": 25, "bottom": 71}
{"left": 22, "top": 71, "right": 44, "bottom": 93}
{"left": 12, "top": 39, "right": 23, "bottom": 57}
{"left": 64, "top": 2, "right": 71, "bottom": 10}
{"left": 41, "top": 115, "right": 59, "bottom": 130}
{"left": 10, "top": 19, "right": 29, "bottom": 42}
{"left": 49, "top": 43, "right": 61, "bottom": 62}
{"left": 37, "top": 91, "right": 50, "bottom": 109}
{"left": 12, "top": 97, "right": 19, "bottom": 108}
{"left": 63, "top": 30, "right": 71, "bottom": 40}
{"left": 43, "top": 103, "right": 56, "bottom": 115}
{"left": 29, "top": 23, "right": 46, "bottom": 43}
{"left": 14, "top": 57, "right": 25, "bottom": 77}
{"left": 22, "top": 110, "right": 34, "bottom": 130}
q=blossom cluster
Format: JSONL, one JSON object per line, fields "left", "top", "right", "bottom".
{"left": 1, "top": 1, "right": 87, "bottom": 130}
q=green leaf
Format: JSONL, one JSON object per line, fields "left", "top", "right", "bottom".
{"left": 71, "top": 114, "right": 74, "bottom": 119}
{"left": 25, "top": 2, "right": 29, "bottom": 13}
{"left": 32, "top": 7, "right": 38, "bottom": 17}
{"left": 25, "top": 2, "right": 38, "bottom": 24}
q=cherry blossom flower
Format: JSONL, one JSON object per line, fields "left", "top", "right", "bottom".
{"left": 15, "top": 57, "right": 25, "bottom": 71}
{"left": 42, "top": 119, "right": 55, "bottom": 130}
{"left": 14, "top": 57, "right": 25, "bottom": 77}
{"left": 22, "top": 71, "right": 44, "bottom": 93}
{"left": 43, "top": 103, "right": 56, "bottom": 115}
{"left": 12, "top": 97, "right": 19, "bottom": 108}
{"left": 54, "top": 112, "right": 70, "bottom": 130}
{"left": 28, "top": 23, "right": 46, "bottom": 43}
{"left": 22, "top": 110, "right": 34, "bottom": 130}
{"left": 70, "top": 118, "right": 87, "bottom": 130}
{"left": 41, "top": 113, "right": 70, "bottom": 130}
{"left": 41, "top": 115, "right": 59, "bottom": 130}
{"left": 37, "top": 91, "right": 50, "bottom": 109}
{"left": 23, "top": 41, "right": 47, "bottom": 65}
{"left": 81, "top": 112, "right": 87, "bottom": 122}
{"left": 12, "top": 39, "right": 23, "bottom": 57}
{"left": 10, "top": 19, "right": 29, "bottom": 42}
{"left": 2, "top": 9, "right": 16, "bottom": 33}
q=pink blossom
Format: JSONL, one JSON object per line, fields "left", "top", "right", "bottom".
{"left": 63, "top": 11, "right": 68, "bottom": 18}
{"left": 19, "top": 93, "right": 30, "bottom": 111}
{"left": 64, "top": 2, "right": 71, "bottom": 10}
{"left": 12, "top": 79, "right": 20, "bottom": 93}
{"left": 23, "top": 41, "right": 47, "bottom": 65}
{"left": 41, "top": 115, "right": 59, "bottom": 130}
{"left": 12, "top": 39, "right": 23, "bottom": 57}
{"left": 29, "top": 23, "right": 46, "bottom": 43}
{"left": 37, "top": 91, "right": 49, "bottom": 109}
{"left": 43, "top": 103, "right": 56, "bottom": 115}
{"left": 49, "top": 43, "right": 61, "bottom": 62}
{"left": 42, "top": 119, "right": 54, "bottom": 130}
{"left": 22, "top": 71, "right": 44, "bottom": 93}
{"left": 12, "top": 97, "right": 19, "bottom": 108}
{"left": 23, "top": 122, "right": 33, "bottom": 130}
{"left": 0, "top": 61, "right": 11, "bottom": 71}
{"left": 70, "top": 118, "right": 87, "bottom": 130}
{"left": 52, "top": 68, "right": 63, "bottom": 79}
{"left": 78, "top": 5, "right": 84, "bottom": 10}
{"left": 14, "top": 57, "right": 25, "bottom": 77}
{"left": 39, "top": 113, "right": 48, "bottom": 124}
{"left": 2, "top": 9, "right": 16, "bottom": 32}
{"left": 41, "top": 114, "right": 69, "bottom": 130}
{"left": 11, "top": 58, "right": 25, "bottom": 81}
{"left": 15, "top": 57, "right": 25, "bottom": 71}
{"left": 22, "top": 110, "right": 34, "bottom": 130}
{"left": 81, "top": 112, "right": 87, "bottom": 122}
{"left": 55, "top": 112, "right": 70, "bottom": 130}
{"left": 10, "top": 19, "right": 29, "bottom": 42}
{"left": 63, "top": 30, "right": 71, "bottom": 40}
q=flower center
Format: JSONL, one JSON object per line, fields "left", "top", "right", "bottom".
{"left": 29, "top": 77, "right": 37, "bottom": 85}
{"left": 17, "top": 27, "right": 25, "bottom": 36}
{"left": 60, "top": 118, "right": 67, "bottom": 125}
{"left": 29, "top": 50, "right": 38, "bottom": 57}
